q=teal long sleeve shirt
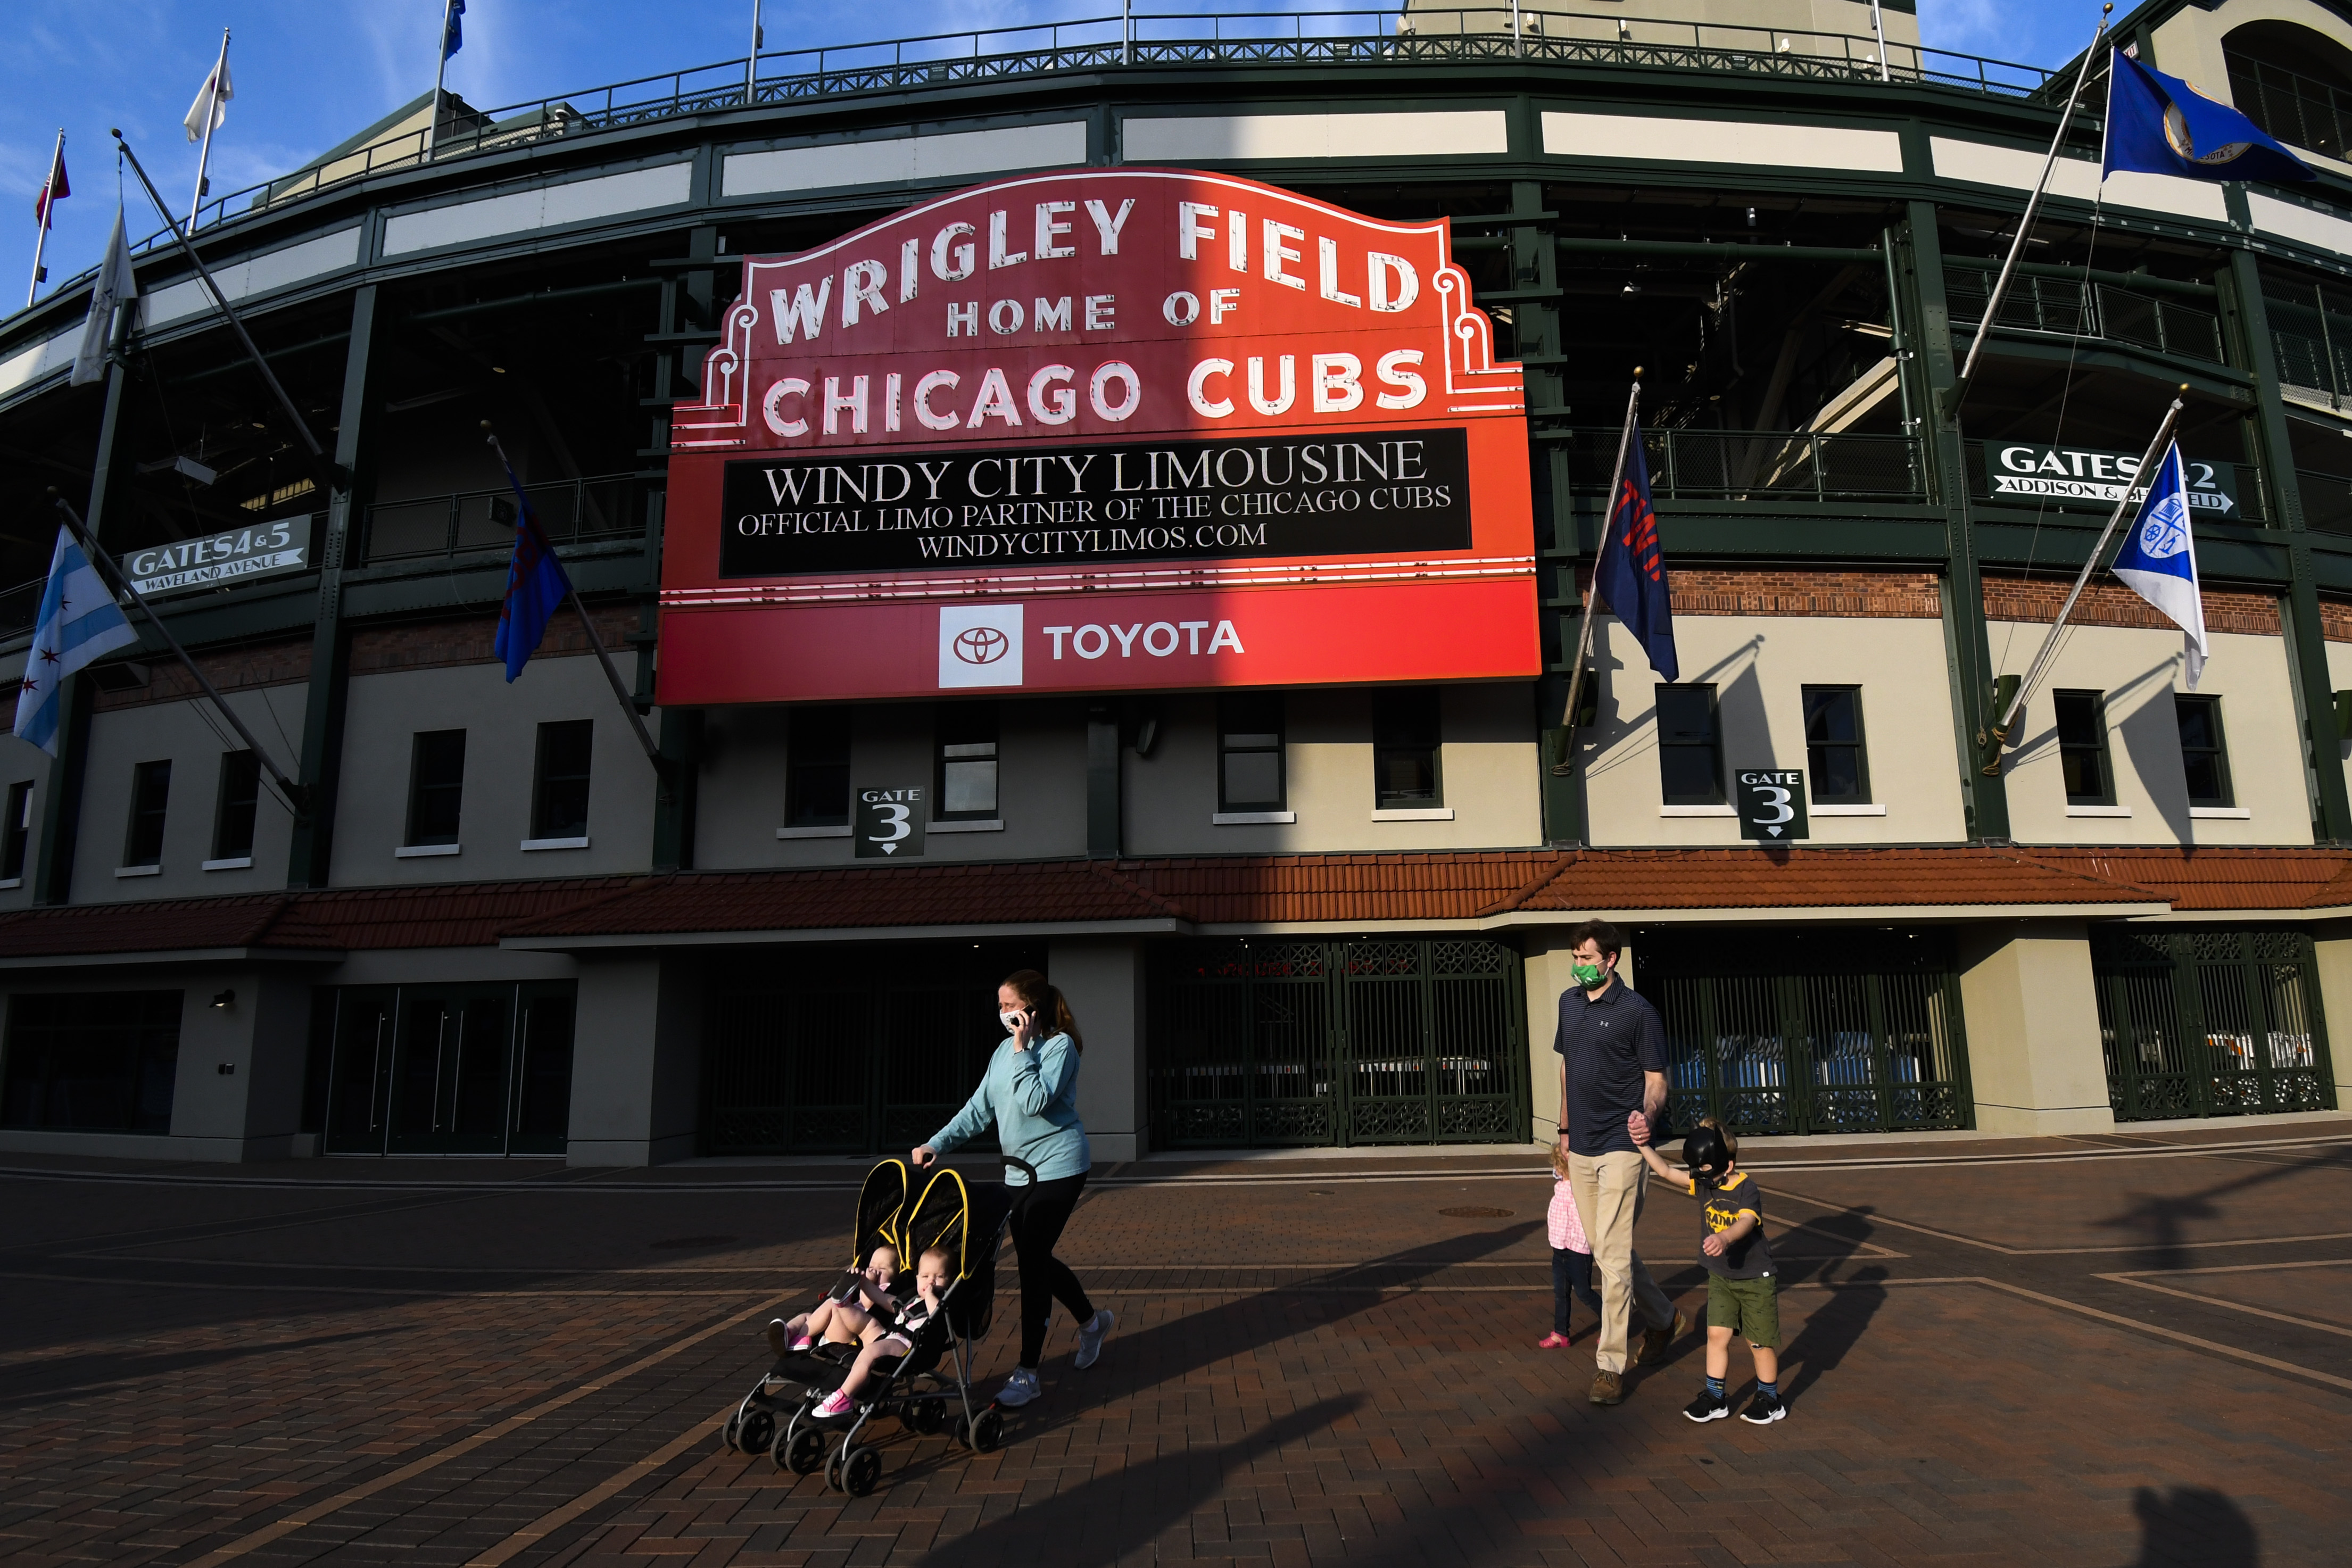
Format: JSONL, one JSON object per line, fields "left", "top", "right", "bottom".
{"left": 925, "top": 1031, "right": 1090, "bottom": 1185}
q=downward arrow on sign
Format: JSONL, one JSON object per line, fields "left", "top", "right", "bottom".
{"left": 882, "top": 843, "right": 897, "bottom": 854}
{"left": 1767, "top": 826, "right": 1783, "bottom": 836}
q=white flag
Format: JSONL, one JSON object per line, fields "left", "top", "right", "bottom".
{"left": 69, "top": 208, "right": 137, "bottom": 388}
{"left": 13, "top": 527, "right": 139, "bottom": 756}
{"left": 185, "top": 56, "right": 233, "bottom": 143}
{"left": 2109, "top": 443, "right": 2210, "bottom": 688}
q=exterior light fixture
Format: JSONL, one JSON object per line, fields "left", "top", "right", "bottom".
{"left": 212, "top": 989, "right": 235, "bottom": 1008}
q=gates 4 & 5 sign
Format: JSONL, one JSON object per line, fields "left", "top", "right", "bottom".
{"left": 1737, "top": 770, "right": 1809, "bottom": 842}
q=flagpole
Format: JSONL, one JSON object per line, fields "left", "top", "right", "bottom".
{"left": 1948, "top": 3, "right": 2111, "bottom": 417}
{"left": 1552, "top": 371, "right": 1642, "bottom": 772}
{"left": 188, "top": 28, "right": 229, "bottom": 230}
{"left": 747, "top": 0, "right": 764, "bottom": 105}
{"left": 427, "top": 0, "right": 456, "bottom": 162}
{"left": 27, "top": 129, "right": 63, "bottom": 309}
{"left": 48, "top": 490, "right": 305, "bottom": 809}
{"left": 1987, "top": 387, "right": 2187, "bottom": 754}
{"left": 484, "top": 426, "right": 668, "bottom": 774}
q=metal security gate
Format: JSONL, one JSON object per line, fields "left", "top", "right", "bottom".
{"left": 2093, "top": 927, "right": 2336, "bottom": 1121}
{"left": 1638, "top": 930, "right": 1973, "bottom": 1136}
{"left": 701, "top": 946, "right": 1035, "bottom": 1156}
{"left": 1149, "top": 938, "right": 1529, "bottom": 1149}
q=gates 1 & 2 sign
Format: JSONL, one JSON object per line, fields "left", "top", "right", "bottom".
{"left": 658, "top": 169, "right": 1538, "bottom": 705}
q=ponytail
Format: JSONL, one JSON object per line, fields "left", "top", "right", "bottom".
{"left": 1003, "top": 968, "right": 1082, "bottom": 1053}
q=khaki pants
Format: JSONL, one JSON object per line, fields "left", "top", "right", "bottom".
{"left": 1567, "top": 1149, "right": 1673, "bottom": 1375}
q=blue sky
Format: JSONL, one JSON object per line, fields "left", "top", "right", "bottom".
{"left": 6, "top": 1, "right": 2112, "bottom": 303}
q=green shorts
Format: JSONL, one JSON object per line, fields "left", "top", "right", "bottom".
{"left": 1706, "top": 1272, "right": 1780, "bottom": 1349}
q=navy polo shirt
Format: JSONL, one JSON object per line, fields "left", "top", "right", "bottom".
{"left": 1553, "top": 976, "right": 1668, "bottom": 1157}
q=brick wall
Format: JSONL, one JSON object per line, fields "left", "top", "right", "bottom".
{"left": 1573, "top": 566, "right": 1942, "bottom": 618}
{"left": 350, "top": 603, "right": 650, "bottom": 677}
{"left": 93, "top": 636, "right": 312, "bottom": 713}
{"left": 2323, "top": 599, "right": 2352, "bottom": 644}
{"left": 1982, "top": 574, "right": 2281, "bottom": 635}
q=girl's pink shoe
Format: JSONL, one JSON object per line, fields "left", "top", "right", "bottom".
{"left": 1537, "top": 1331, "right": 1572, "bottom": 1349}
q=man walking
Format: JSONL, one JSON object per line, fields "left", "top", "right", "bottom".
{"left": 1554, "top": 918, "right": 1685, "bottom": 1405}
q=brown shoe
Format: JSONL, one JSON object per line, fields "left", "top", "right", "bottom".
{"left": 1588, "top": 1370, "right": 1625, "bottom": 1406}
{"left": 1635, "top": 1309, "right": 1688, "bottom": 1366}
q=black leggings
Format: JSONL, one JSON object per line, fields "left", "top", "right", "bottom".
{"left": 1007, "top": 1172, "right": 1095, "bottom": 1368}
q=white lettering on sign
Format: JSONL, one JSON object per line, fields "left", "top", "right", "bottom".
{"left": 1042, "top": 619, "right": 1245, "bottom": 658}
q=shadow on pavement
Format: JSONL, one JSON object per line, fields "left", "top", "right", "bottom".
{"left": 2127, "top": 1485, "right": 2259, "bottom": 1566}
{"left": 0, "top": 1325, "right": 410, "bottom": 1412}
{"left": 2092, "top": 1143, "right": 2350, "bottom": 1273}
{"left": 916, "top": 1396, "right": 1363, "bottom": 1568}
{"left": 1777, "top": 1264, "right": 1889, "bottom": 1406}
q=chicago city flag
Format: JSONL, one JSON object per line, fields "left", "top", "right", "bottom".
{"left": 2110, "top": 442, "right": 2210, "bottom": 688}
{"left": 13, "top": 526, "right": 138, "bottom": 754}
{"left": 1593, "top": 424, "right": 1678, "bottom": 681}
{"left": 490, "top": 449, "right": 574, "bottom": 682}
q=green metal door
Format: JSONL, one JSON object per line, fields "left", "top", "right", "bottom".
{"left": 1149, "top": 938, "right": 1528, "bottom": 1149}
{"left": 2094, "top": 927, "right": 2336, "bottom": 1120}
{"left": 384, "top": 986, "right": 516, "bottom": 1155}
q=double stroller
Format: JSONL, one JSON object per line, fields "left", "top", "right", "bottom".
{"left": 722, "top": 1155, "right": 1023, "bottom": 1495}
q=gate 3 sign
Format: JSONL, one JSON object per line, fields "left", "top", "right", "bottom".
{"left": 658, "top": 169, "right": 1538, "bottom": 705}
{"left": 1737, "top": 770, "right": 1810, "bottom": 842}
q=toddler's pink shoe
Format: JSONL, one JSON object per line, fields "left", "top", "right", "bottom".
{"left": 790, "top": 1335, "right": 814, "bottom": 1352}
{"left": 1537, "top": 1331, "right": 1572, "bottom": 1349}
{"left": 812, "top": 1388, "right": 854, "bottom": 1418}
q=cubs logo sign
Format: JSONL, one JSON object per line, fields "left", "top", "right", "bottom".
{"left": 659, "top": 168, "right": 1538, "bottom": 704}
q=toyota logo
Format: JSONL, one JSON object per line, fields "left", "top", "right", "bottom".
{"left": 953, "top": 627, "right": 1011, "bottom": 665}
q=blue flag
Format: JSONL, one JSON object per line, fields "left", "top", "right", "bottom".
{"left": 2109, "top": 441, "right": 2209, "bottom": 688}
{"left": 2104, "top": 51, "right": 2314, "bottom": 185}
{"left": 490, "top": 454, "right": 573, "bottom": 683}
{"left": 442, "top": 0, "right": 466, "bottom": 61}
{"left": 1593, "top": 427, "right": 1677, "bottom": 682}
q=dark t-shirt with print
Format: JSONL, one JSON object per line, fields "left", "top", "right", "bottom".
{"left": 1682, "top": 1171, "right": 1774, "bottom": 1280}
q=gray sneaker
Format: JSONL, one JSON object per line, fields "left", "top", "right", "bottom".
{"left": 1074, "top": 1308, "right": 1115, "bottom": 1370}
{"left": 996, "top": 1366, "right": 1040, "bottom": 1407}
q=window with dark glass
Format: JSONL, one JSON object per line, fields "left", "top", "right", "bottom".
{"left": 1801, "top": 687, "right": 1870, "bottom": 803}
{"left": 785, "top": 707, "right": 852, "bottom": 827}
{"left": 1, "top": 990, "right": 182, "bottom": 1133}
{"left": 1655, "top": 685, "right": 1724, "bottom": 805}
{"left": 531, "top": 720, "right": 594, "bottom": 839}
{"left": 212, "top": 751, "right": 260, "bottom": 861}
{"left": 935, "top": 703, "right": 999, "bottom": 820}
{"left": 2, "top": 781, "right": 31, "bottom": 881}
{"left": 2175, "top": 695, "right": 2234, "bottom": 809}
{"left": 405, "top": 730, "right": 467, "bottom": 846}
{"left": 1371, "top": 688, "right": 1443, "bottom": 810}
{"left": 1219, "top": 693, "right": 1286, "bottom": 811}
{"left": 123, "top": 759, "right": 171, "bottom": 867}
{"left": 2054, "top": 691, "right": 2114, "bottom": 806}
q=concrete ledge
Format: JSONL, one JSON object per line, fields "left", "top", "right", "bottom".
{"left": 1972, "top": 1103, "right": 2119, "bottom": 1137}
{"left": 0, "top": 1129, "right": 312, "bottom": 1162}
{"left": 566, "top": 1131, "right": 698, "bottom": 1168}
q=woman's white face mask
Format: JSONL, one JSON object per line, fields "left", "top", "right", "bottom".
{"left": 999, "top": 1011, "right": 1022, "bottom": 1034}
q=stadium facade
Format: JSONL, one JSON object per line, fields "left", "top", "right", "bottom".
{"left": 3, "top": 0, "right": 2351, "bottom": 1165}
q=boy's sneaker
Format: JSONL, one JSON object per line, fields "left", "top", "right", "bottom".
{"left": 996, "top": 1367, "right": 1041, "bottom": 1407}
{"left": 1074, "top": 1309, "right": 1116, "bottom": 1370}
{"left": 1740, "top": 1390, "right": 1787, "bottom": 1425}
{"left": 1683, "top": 1390, "right": 1730, "bottom": 1423}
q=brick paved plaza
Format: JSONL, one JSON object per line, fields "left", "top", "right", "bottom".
{"left": 2, "top": 1123, "right": 2347, "bottom": 1568}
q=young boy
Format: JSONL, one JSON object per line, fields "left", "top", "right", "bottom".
{"left": 767, "top": 1244, "right": 901, "bottom": 1359}
{"left": 808, "top": 1245, "right": 953, "bottom": 1420}
{"left": 1628, "top": 1110, "right": 1785, "bottom": 1425}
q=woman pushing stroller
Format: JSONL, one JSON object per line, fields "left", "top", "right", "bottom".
{"left": 913, "top": 968, "right": 1114, "bottom": 1408}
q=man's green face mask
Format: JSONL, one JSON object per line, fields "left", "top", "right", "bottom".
{"left": 1571, "top": 960, "right": 1607, "bottom": 989}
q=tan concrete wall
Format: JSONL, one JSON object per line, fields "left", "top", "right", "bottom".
{"left": 2311, "top": 928, "right": 2352, "bottom": 1107}
{"left": 1048, "top": 936, "right": 1146, "bottom": 1163}
{"left": 1956, "top": 920, "right": 2117, "bottom": 1136}
{"left": 1576, "top": 612, "right": 1966, "bottom": 847}
{"left": 2152, "top": 0, "right": 2352, "bottom": 108}
{"left": 1995, "top": 623, "right": 2312, "bottom": 847}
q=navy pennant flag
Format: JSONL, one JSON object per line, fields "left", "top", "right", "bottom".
{"left": 1593, "top": 426, "right": 1677, "bottom": 682}
{"left": 2105, "top": 50, "right": 2316, "bottom": 186}
{"left": 489, "top": 446, "right": 574, "bottom": 682}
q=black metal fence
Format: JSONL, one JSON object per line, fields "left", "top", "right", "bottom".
{"left": 1946, "top": 263, "right": 2227, "bottom": 366}
{"left": 2228, "top": 51, "right": 2351, "bottom": 163}
{"left": 2093, "top": 927, "right": 2336, "bottom": 1122}
{"left": 1557, "top": 427, "right": 1928, "bottom": 504}
{"left": 362, "top": 472, "right": 645, "bottom": 564}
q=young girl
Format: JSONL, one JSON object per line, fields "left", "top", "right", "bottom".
{"left": 767, "top": 1245, "right": 900, "bottom": 1358}
{"left": 809, "top": 1246, "right": 953, "bottom": 1420}
{"left": 1542, "top": 1142, "right": 1603, "bottom": 1348}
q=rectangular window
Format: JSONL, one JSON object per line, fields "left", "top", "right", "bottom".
{"left": 212, "top": 751, "right": 260, "bottom": 861}
{"left": 531, "top": 720, "right": 594, "bottom": 839}
{"left": 2175, "top": 694, "right": 2234, "bottom": 808}
{"left": 1219, "top": 693, "right": 1287, "bottom": 811}
{"left": 406, "top": 730, "right": 467, "bottom": 846}
{"left": 1, "top": 990, "right": 183, "bottom": 1133}
{"left": 935, "top": 703, "right": 999, "bottom": 820}
{"left": 1801, "top": 686, "right": 1870, "bottom": 803}
{"left": 785, "top": 707, "right": 852, "bottom": 827}
{"left": 2, "top": 781, "right": 31, "bottom": 881}
{"left": 2054, "top": 690, "right": 2114, "bottom": 806}
{"left": 123, "top": 759, "right": 172, "bottom": 867}
{"left": 1371, "top": 688, "right": 1443, "bottom": 809}
{"left": 1655, "top": 685, "right": 1724, "bottom": 805}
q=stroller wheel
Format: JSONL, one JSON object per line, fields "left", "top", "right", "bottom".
{"left": 781, "top": 1424, "right": 827, "bottom": 1475}
{"left": 736, "top": 1408, "right": 776, "bottom": 1458}
{"left": 721, "top": 1412, "right": 742, "bottom": 1452}
{"left": 909, "top": 1399, "right": 946, "bottom": 1436}
{"left": 968, "top": 1409, "right": 1005, "bottom": 1453}
{"left": 841, "top": 1446, "right": 884, "bottom": 1496}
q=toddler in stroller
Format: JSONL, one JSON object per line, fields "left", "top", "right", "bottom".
{"left": 723, "top": 1155, "right": 1027, "bottom": 1496}
{"left": 766, "top": 1244, "right": 901, "bottom": 1356}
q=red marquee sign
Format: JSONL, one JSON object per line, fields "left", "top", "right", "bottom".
{"left": 658, "top": 169, "right": 1537, "bottom": 705}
